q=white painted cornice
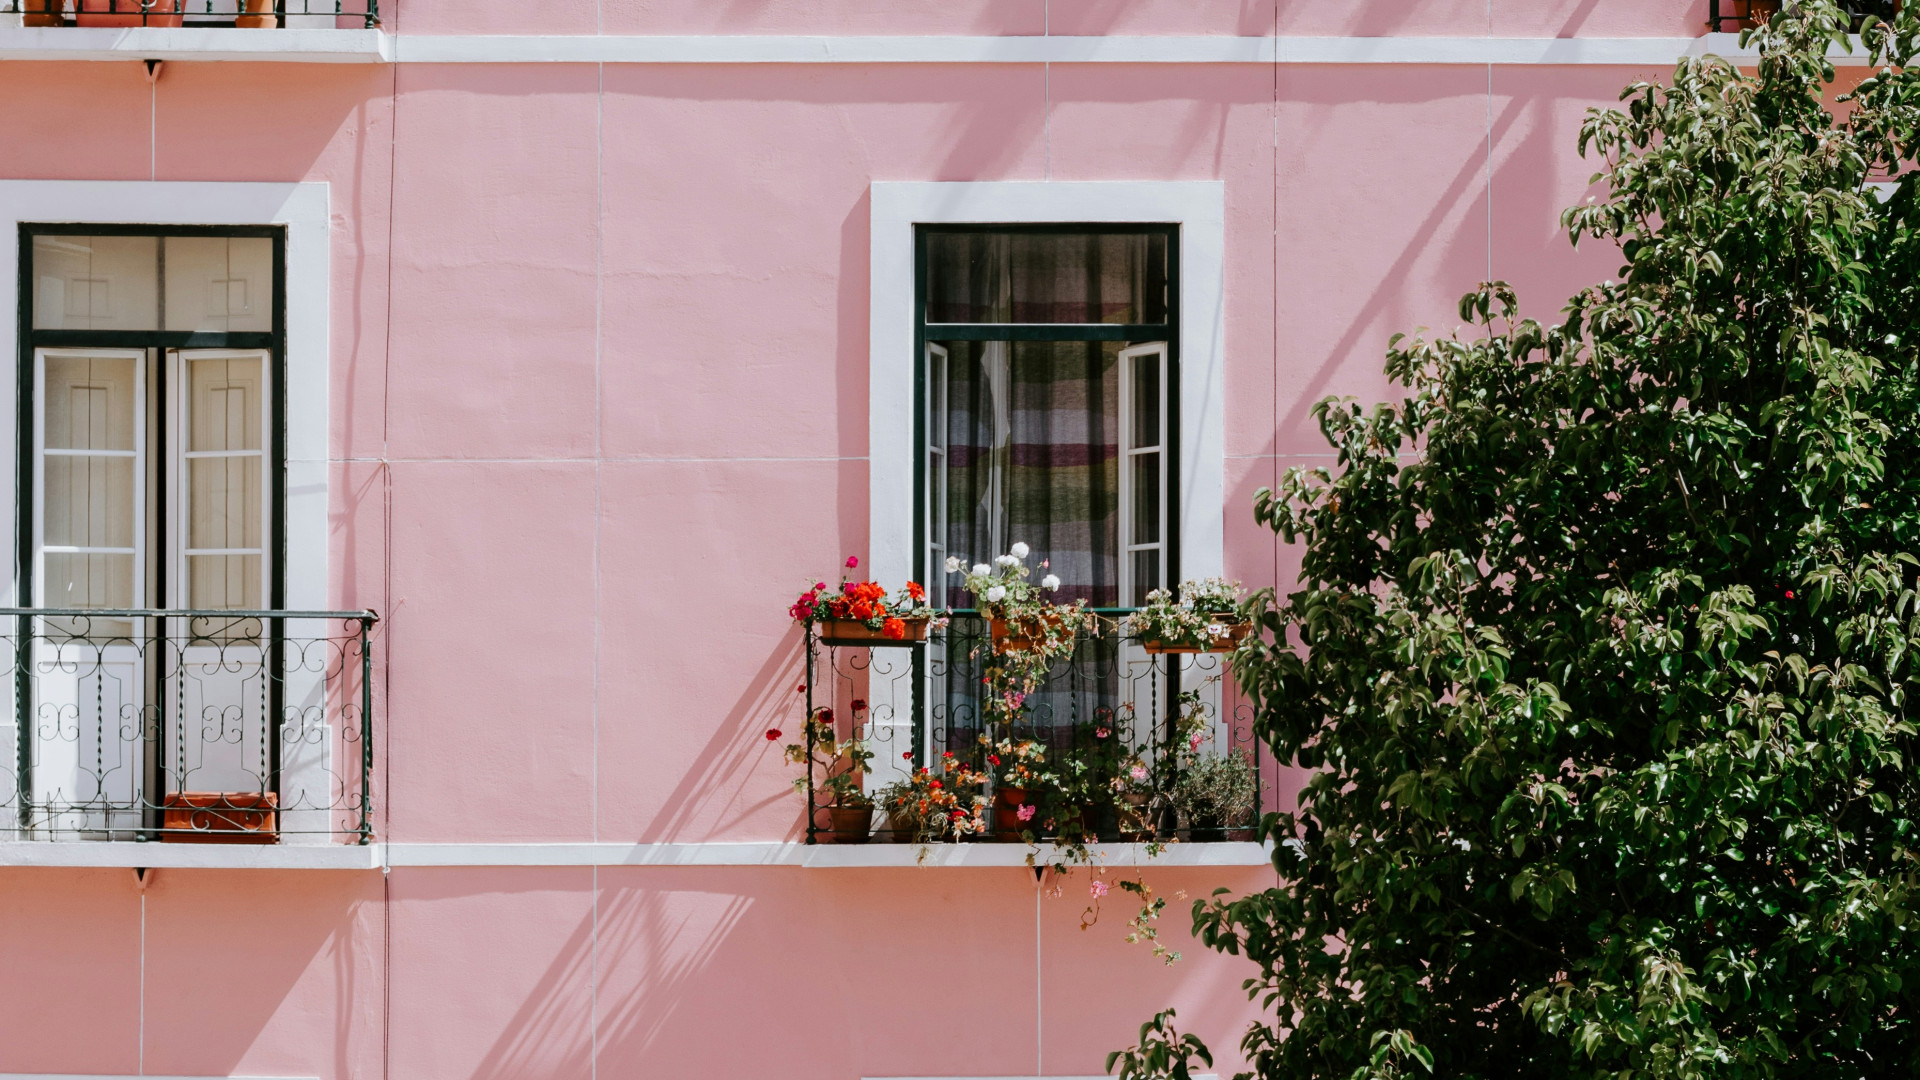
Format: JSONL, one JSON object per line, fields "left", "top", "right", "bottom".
{"left": 0, "top": 29, "right": 1872, "bottom": 67}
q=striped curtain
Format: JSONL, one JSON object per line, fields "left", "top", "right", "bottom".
{"left": 929, "top": 231, "right": 1162, "bottom": 608}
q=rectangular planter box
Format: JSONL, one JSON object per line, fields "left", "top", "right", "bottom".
{"left": 160, "top": 792, "right": 279, "bottom": 844}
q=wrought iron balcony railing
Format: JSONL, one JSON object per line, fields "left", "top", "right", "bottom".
{"left": 801, "top": 612, "right": 1267, "bottom": 845}
{"left": 7, "top": 0, "right": 377, "bottom": 29}
{"left": 0, "top": 608, "right": 376, "bottom": 845}
{"left": 1707, "top": 0, "right": 1896, "bottom": 32}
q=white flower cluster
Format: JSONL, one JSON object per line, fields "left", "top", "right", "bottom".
{"left": 949, "top": 542, "right": 1061, "bottom": 608}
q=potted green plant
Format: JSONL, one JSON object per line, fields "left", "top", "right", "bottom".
{"left": 878, "top": 754, "right": 988, "bottom": 843}
{"left": 790, "top": 556, "right": 944, "bottom": 646}
{"left": 780, "top": 706, "right": 878, "bottom": 843}
{"left": 1123, "top": 578, "right": 1251, "bottom": 654}
{"left": 1172, "top": 749, "right": 1257, "bottom": 842}
{"left": 983, "top": 735, "right": 1046, "bottom": 840}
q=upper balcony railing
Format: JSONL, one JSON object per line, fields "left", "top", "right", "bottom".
{"left": 0, "top": 608, "right": 376, "bottom": 845}
{"left": 1708, "top": 0, "right": 1896, "bottom": 33}
{"left": 801, "top": 612, "right": 1268, "bottom": 846}
{"left": 8, "top": 0, "right": 378, "bottom": 29}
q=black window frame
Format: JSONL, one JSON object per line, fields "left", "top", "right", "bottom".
{"left": 15, "top": 222, "right": 289, "bottom": 614}
{"left": 911, "top": 221, "right": 1182, "bottom": 605}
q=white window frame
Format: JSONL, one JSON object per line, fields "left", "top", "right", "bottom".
{"left": 168, "top": 347, "right": 273, "bottom": 612}
{"left": 0, "top": 181, "right": 330, "bottom": 613}
{"left": 1118, "top": 339, "right": 1169, "bottom": 606}
{"left": 868, "top": 182, "right": 1226, "bottom": 596}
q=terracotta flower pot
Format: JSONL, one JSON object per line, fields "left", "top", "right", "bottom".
{"left": 160, "top": 791, "right": 278, "bottom": 843}
{"left": 992, "top": 785, "right": 1031, "bottom": 840}
{"left": 1141, "top": 619, "right": 1252, "bottom": 654}
{"left": 76, "top": 0, "right": 185, "bottom": 25}
{"left": 21, "top": 0, "right": 63, "bottom": 27}
{"left": 1119, "top": 791, "right": 1155, "bottom": 840}
{"left": 828, "top": 804, "right": 874, "bottom": 844}
{"left": 818, "top": 615, "right": 930, "bottom": 647}
{"left": 988, "top": 612, "right": 1066, "bottom": 654}
{"left": 236, "top": 0, "right": 278, "bottom": 28}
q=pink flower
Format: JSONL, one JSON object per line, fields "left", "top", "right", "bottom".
{"left": 1017, "top": 804, "right": 1036, "bottom": 822}
{"left": 1190, "top": 734, "right": 1204, "bottom": 752}
{"left": 1089, "top": 880, "right": 1109, "bottom": 899}
{"left": 1095, "top": 726, "right": 1111, "bottom": 739}
{"left": 846, "top": 556, "right": 860, "bottom": 569}
{"left": 1130, "top": 764, "right": 1149, "bottom": 781}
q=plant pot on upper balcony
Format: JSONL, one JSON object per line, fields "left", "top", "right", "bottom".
{"left": 76, "top": 0, "right": 184, "bottom": 25}
{"left": 988, "top": 612, "right": 1067, "bottom": 654}
{"left": 236, "top": 0, "right": 278, "bottom": 28}
{"left": 817, "top": 615, "right": 930, "bottom": 647}
{"left": 1141, "top": 619, "right": 1252, "bottom": 654}
{"left": 22, "top": 0, "right": 63, "bottom": 27}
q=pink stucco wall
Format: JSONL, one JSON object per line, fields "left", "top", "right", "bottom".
{"left": 0, "top": 5, "right": 1703, "bottom": 1076}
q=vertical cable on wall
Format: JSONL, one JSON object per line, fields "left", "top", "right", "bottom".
{"left": 138, "top": 887, "right": 145, "bottom": 1076}
{"left": 1035, "top": 880, "right": 1044, "bottom": 1075}
{"left": 590, "top": 56, "right": 607, "bottom": 1080}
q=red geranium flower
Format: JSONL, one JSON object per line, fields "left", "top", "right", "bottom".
{"left": 987, "top": 754, "right": 1001, "bottom": 766}
{"left": 905, "top": 581, "right": 926, "bottom": 602}
{"left": 764, "top": 728, "right": 782, "bottom": 741}
{"left": 852, "top": 699, "right": 867, "bottom": 713}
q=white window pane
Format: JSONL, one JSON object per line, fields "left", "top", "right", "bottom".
{"left": 187, "top": 554, "right": 261, "bottom": 611}
{"left": 165, "top": 236, "right": 273, "bottom": 334}
{"left": 187, "top": 355, "right": 264, "bottom": 452}
{"left": 44, "top": 552, "right": 134, "bottom": 610}
{"left": 43, "top": 354, "right": 137, "bottom": 451}
{"left": 1130, "top": 450, "right": 1161, "bottom": 546}
{"left": 32, "top": 235, "right": 159, "bottom": 331}
{"left": 188, "top": 456, "right": 263, "bottom": 550}
{"left": 44, "top": 456, "right": 136, "bottom": 549}
{"left": 1131, "top": 350, "right": 1161, "bottom": 448}
{"left": 1130, "top": 549, "right": 1162, "bottom": 607}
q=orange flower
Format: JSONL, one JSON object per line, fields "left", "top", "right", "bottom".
{"left": 905, "top": 581, "right": 926, "bottom": 602}
{"left": 883, "top": 617, "right": 906, "bottom": 639}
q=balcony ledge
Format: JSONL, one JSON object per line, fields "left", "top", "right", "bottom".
{"left": 0, "top": 25, "right": 389, "bottom": 62}
{"left": 0, "top": 840, "right": 1272, "bottom": 869}
{"left": 0, "top": 841, "right": 379, "bottom": 869}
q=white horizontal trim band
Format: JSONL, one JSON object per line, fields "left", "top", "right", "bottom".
{"left": 0, "top": 840, "right": 1273, "bottom": 869}
{"left": 0, "top": 29, "right": 1874, "bottom": 67}
{"left": 0, "top": 25, "right": 389, "bottom": 62}
{"left": 0, "top": 841, "right": 379, "bottom": 869}
{"left": 0, "top": 1074, "right": 316, "bottom": 1079}
{"left": 390, "top": 32, "right": 1772, "bottom": 66}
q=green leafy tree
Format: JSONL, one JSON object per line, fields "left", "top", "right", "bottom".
{"left": 1114, "top": 6, "right": 1920, "bottom": 1077}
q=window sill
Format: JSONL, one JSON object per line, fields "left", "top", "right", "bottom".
{"left": 0, "top": 840, "right": 1272, "bottom": 870}
{"left": 0, "top": 25, "right": 389, "bottom": 62}
{"left": 0, "top": 840, "right": 379, "bottom": 870}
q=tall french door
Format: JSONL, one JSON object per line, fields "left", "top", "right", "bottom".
{"left": 25, "top": 346, "right": 273, "bottom": 837}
